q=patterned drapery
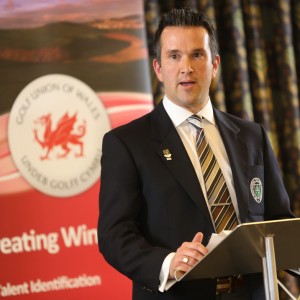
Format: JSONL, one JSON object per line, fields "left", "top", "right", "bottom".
{"left": 144, "top": 0, "right": 300, "bottom": 298}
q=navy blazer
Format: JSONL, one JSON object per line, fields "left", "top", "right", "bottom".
{"left": 98, "top": 101, "right": 293, "bottom": 300}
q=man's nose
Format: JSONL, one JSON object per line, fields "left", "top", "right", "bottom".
{"left": 181, "top": 57, "right": 193, "bottom": 73}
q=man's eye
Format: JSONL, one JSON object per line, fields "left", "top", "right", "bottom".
{"left": 171, "top": 54, "right": 178, "bottom": 59}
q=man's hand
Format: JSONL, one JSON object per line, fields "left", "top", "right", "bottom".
{"left": 169, "top": 232, "right": 208, "bottom": 279}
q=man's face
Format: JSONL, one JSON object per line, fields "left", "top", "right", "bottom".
{"left": 153, "top": 26, "right": 220, "bottom": 113}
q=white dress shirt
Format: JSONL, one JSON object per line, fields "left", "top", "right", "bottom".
{"left": 159, "top": 96, "right": 240, "bottom": 292}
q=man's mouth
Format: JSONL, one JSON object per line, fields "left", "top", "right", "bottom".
{"left": 179, "top": 81, "right": 195, "bottom": 86}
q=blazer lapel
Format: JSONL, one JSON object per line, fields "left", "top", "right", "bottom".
{"left": 214, "top": 109, "right": 249, "bottom": 222}
{"left": 151, "top": 103, "right": 212, "bottom": 223}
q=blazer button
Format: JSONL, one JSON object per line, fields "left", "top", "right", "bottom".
{"left": 142, "top": 286, "right": 153, "bottom": 293}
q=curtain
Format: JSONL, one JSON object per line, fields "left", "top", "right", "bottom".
{"left": 144, "top": 0, "right": 300, "bottom": 298}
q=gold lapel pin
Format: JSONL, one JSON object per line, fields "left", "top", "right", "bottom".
{"left": 163, "top": 149, "right": 172, "bottom": 161}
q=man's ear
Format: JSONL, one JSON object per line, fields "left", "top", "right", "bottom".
{"left": 212, "top": 54, "right": 220, "bottom": 79}
{"left": 153, "top": 58, "right": 163, "bottom": 82}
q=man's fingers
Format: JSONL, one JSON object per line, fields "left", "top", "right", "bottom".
{"left": 170, "top": 232, "right": 208, "bottom": 279}
{"left": 192, "top": 232, "right": 203, "bottom": 244}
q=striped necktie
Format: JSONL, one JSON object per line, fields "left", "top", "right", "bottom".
{"left": 188, "top": 115, "right": 238, "bottom": 233}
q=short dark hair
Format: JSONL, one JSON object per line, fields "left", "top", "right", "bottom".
{"left": 154, "top": 8, "right": 218, "bottom": 64}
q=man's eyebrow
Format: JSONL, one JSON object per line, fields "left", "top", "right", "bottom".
{"left": 192, "top": 48, "right": 205, "bottom": 52}
{"left": 166, "top": 49, "right": 180, "bottom": 54}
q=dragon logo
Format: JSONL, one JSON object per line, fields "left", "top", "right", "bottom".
{"left": 8, "top": 74, "right": 110, "bottom": 197}
{"left": 33, "top": 112, "right": 86, "bottom": 160}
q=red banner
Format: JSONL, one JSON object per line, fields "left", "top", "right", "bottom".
{"left": 0, "top": 1, "right": 153, "bottom": 299}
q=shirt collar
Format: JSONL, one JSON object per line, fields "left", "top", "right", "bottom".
{"left": 162, "top": 96, "right": 215, "bottom": 127}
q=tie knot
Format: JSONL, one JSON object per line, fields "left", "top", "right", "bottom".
{"left": 188, "top": 114, "right": 203, "bottom": 129}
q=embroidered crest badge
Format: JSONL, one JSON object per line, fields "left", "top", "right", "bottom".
{"left": 250, "top": 177, "right": 263, "bottom": 203}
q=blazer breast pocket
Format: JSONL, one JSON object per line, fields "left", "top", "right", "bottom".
{"left": 248, "top": 165, "right": 264, "bottom": 219}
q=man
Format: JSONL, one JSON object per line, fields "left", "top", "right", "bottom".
{"left": 98, "top": 8, "right": 293, "bottom": 300}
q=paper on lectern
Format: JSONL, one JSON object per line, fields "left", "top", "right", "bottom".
{"left": 206, "top": 230, "right": 232, "bottom": 251}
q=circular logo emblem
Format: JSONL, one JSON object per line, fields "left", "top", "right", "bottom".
{"left": 250, "top": 177, "right": 263, "bottom": 203}
{"left": 8, "top": 74, "right": 111, "bottom": 197}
